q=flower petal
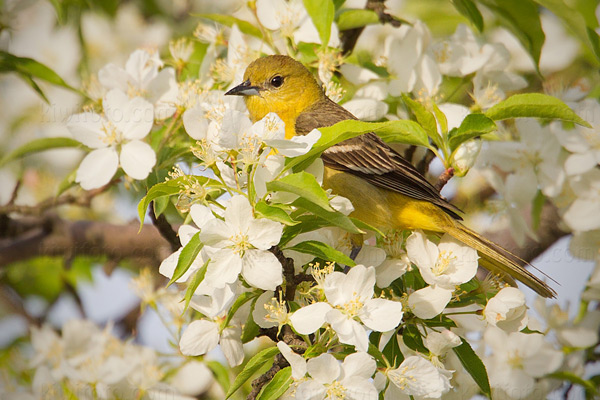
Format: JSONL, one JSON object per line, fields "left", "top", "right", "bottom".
{"left": 360, "top": 298, "right": 403, "bottom": 332}
{"left": 67, "top": 112, "right": 108, "bottom": 148}
{"left": 120, "top": 140, "right": 156, "bottom": 180}
{"left": 76, "top": 147, "right": 118, "bottom": 190}
{"left": 306, "top": 353, "right": 340, "bottom": 384}
{"left": 179, "top": 320, "right": 219, "bottom": 356}
{"left": 248, "top": 218, "right": 283, "bottom": 249}
{"left": 289, "top": 303, "right": 332, "bottom": 334}
{"left": 241, "top": 249, "right": 283, "bottom": 290}
{"left": 408, "top": 286, "right": 452, "bottom": 319}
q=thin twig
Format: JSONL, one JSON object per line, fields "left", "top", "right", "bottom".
{"left": 435, "top": 168, "right": 454, "bottom": 191}
{"left": 150, "top": 201, "right": 180, "bottom": 252}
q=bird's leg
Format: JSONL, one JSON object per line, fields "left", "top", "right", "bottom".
{"left": 344, "top": 234, "right": 364, "bottom": 273}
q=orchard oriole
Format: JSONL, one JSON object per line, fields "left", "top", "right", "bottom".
{"left": 225, "top": 54, "right": 555, "bottom": 298}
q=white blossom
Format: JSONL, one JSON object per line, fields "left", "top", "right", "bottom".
{"left": 67, "top": 89, "right": 156, "bottom": 189}
{"left": 484, "top": 287, "right": 529, "bottom": 332}
{"left": 406, "top": 231, "right": 478, "bottom": 319}
{"left": 99, "top": 49, "right": 178, "bottom": 119}
{"left": 200, "top": 195, "right": 283, "bottom": 290}
{"left": 289, "top": 265, "right": 403, "bottom": 351}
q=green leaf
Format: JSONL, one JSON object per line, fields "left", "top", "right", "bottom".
{"left": 286, "top": 119, "right": 429, "bottom": 173}
{"left": 402, "top": 94, "right": 438, "bottom": 139}
{"left": 183, "top": 260, "right": 209, "bottom": 309}
{"left": 206, "top": 360, "right": 231, "bottom": 394}
{"left": 531, "top": 190, "right": 545, "bottom": 231}
{"left": 138, "top": 180, "right": 183, "bottom": 226}
{"left": 532, "top": 0, "right": 600, "bottom": 63}
{"left": 349, "top": 217, "right": 385, "bottom": 237}
{"left": 168, "top": 232, "right": 203, "bottom": 287}
{"left": 402, "top": 324, "right": 428, "bottom": 353}
{"left": 0, "top": 137, "right": 81, "bottom": 168}
{"left": 279, "top": 215, "right": 332, "bottom": 246}
{"left": 255, "top": 201, "right": 298, "bottom": 226}
{"left": 453, "top": 338, "right": 491, "bottom": 398}
{"left": 56, "top": 169, "right": 78, "bottom": 196}
{"left": 336, "top": 9, "right": 379, "bottom": 30}
{"left": 477, "top": 0, "right": 544, "bottom": 70}
{"left": 382, "top": 330, "right": 403, "bottom": 367}
{"left": 256, "top": 367, "right": 293, "bottom": 400}
{"left": 194, "top": 14, "right": 262, "bottom": 38}
{"left": 224, "top": 291, "right": 261, "bottom": 328}
{"left": 267, "top": 171, "right": 333, "bottom": 211}
{"left": 485, "top": 93, "right": 592, "bottom": 127}
{"left": 285, "top": 240, "right": 356, "bottom": 266}
{"left": 293, "top": 197, "right": 363, "bottom": 234}
{"left": 241, "top": 311, "right": 262, "bottom": 343}
{"left": 225, "top": 346, "right": 281, "bottom": 399}
{"left": 548, "top": 372, "right": 598, "bottom": 396}
{"left": 303, "top": 0, "right": 335, "bottom": 46}
{"left": 448, "top": 114, "right": 497, "bottom": 152}
{"left": 452, "top": 0, "right": 484, "bottom": 32}
{"left": 0, "top": 51, "right": 80, "bottom": 96}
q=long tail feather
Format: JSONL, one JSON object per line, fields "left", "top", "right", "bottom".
{"left": 447, "top": 222, "right": 557, "bottom": 298}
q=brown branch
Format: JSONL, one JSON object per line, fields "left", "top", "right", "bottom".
{"left": 150, "top": 201, "right": 180, "bottom": 252}
{"left": 0, "top": 183, "right": 112, "bottom": 216}
{"left": 340, "top": 0, "right": 404, "bottom": 55}
{"left": 0, "top": 214, "right": 173, "bottom": 269}
{"left": 435, "top": 168, "right": 454, "bottom": 191}
{"left": 248, "top": 325, "right": 306, "bottom": 400}
{"left": 247, "top": 353, "right": 288, "bottom": 400}
{"left": 0, "top": 285, "right": 41, "bottom": 327}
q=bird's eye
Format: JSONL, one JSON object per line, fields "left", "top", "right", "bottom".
{"left": 270, "top": 75, "right": 284, "bottom": 88}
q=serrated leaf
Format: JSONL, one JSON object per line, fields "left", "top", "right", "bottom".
{"left": 285, "top": 240, "right": 356, "bottom": 266}
{"left": 336, "top": 9, "right": 379, "bottom": 30}
{"left": 485, "top": 93, "right": 591, "bottom": 127}
{"left": 533, "top": 0, "right": 600, "bottom": 63}
{"left": 225, "top": 346, "right": 281, "bottom": 399}
{"left": 255, "top": 201, "right": 298, "bottom": 226}
{"left": 452, "top": 0, "right": 484, "bottom": 31}
{"left": 256, "top": 367, "right": 293, "bottom": 400}
{"left": 183, "top": 260, "right": 209, "bottom": 309}
{"left": 168, "top": 232, "right": 203, "bottom": 287}
{"left": 453, "top": 338, "right": 491, "bottom": 397}
{"left": 292, "top": 197, "right": 363, "bottom": 234}
{"left": 286, "top": 119, "right": 430, "bottom": 173}
{"left": 477, "top": 0, "right": 545, "bottom": 71}
{"left": 303, "top": 0, "right": 335, "bottom": 46}
{"left": 448, "top": 114, "right": 497, "bottom": 151}
{"left": 0, "top": 137, "right": 81, "bottom": 167}
{"left": 382, "top": 330, "right": 403, "bottom": 367}
{"left": 194, "top": 14, "right": 262, "bottom": 38}
{"left": 206, "top": 360, "right": 231, "bottom": 394}
{"left": 267, "top": 172, "right": 333, "bottom": 211}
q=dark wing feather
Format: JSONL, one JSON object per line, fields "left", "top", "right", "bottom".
{"left": 296, "top": 97, "right": 463, "bottom": 220}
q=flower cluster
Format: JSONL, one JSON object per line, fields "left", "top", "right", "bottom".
{"left": 2, "top": 0, "right": 600, "bottom": 400}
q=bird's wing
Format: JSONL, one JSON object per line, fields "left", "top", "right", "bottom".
{"left": 322, "top": 133, "right": 463, "bottom": 219}
{"left": 295, "top": 98, "right": 462, "bottom": 219}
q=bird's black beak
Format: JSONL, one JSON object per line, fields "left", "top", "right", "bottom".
{"left": 224, "top": 79, "right": 261, "bottom": 96}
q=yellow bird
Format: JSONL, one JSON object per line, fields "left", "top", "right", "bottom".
{"left": 225, "top": 55, "right": 555, "bottom": 298}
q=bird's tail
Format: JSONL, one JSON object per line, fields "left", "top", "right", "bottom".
{"left": 447, "top": 222, "right": 556, "bottom": 298}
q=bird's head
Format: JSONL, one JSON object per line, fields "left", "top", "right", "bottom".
{"left": 225, "top": 55, "right": 324, "bottom": 130}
